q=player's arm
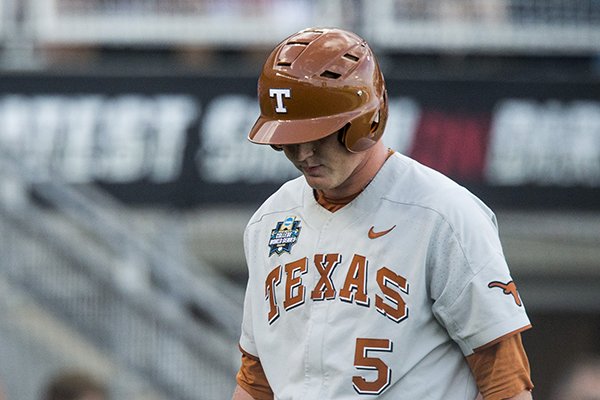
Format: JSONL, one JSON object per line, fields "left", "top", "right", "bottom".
{"left": 467, "top": 333, "right": 534, "bottom": 400}
{"left": 232, "top": 384, "right": 256, "bottom": 400}
{"left": 476, "top": 391, "right": 532, "bottom": 400}
{"left": 505, "top": 391, "right": 532, "bottom": 399}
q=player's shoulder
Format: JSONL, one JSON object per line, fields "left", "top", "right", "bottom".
{"left": 246, "top": 176, "right": 305, "bottom": 228}
{"left": 384, "top": 152, "right": 496, "bottom": 224}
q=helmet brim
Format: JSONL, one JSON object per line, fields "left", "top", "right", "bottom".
{"left": 248, "top": 112, "right": 358, "bottom": 145}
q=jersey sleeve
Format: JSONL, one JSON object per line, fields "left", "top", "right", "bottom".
{"left": 239, "top": 226, "right": 259, "bottom": 357}
{"left": 428, "top": 190, "right": 531, "bottom": 356}
{"left": 239, "top": 284, "right": 258, "bottom": 357}
{"left": 237, "top": 225, "right": 273, "bottom": 399}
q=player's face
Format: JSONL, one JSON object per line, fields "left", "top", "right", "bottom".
{"left": 279, "top": 132, "right": 373, "bottom": 198}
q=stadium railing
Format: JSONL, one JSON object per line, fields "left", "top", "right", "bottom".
{"left": 0, "top": 148, "right": 241, "bottom": 400}
{"left": 18, "top": 0, "right": 600, "bottom": 54}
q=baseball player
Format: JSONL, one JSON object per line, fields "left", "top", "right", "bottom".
{"left": 232, "top": 27, "right": 534, "bottom": 400}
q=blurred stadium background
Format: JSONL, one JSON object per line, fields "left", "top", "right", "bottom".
{"left": 0, "top": 0, "right": 599, "bottom": 399}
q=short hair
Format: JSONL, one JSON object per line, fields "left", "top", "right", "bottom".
{"left": 42, "top": 370, "right": 107, "bottom": 400}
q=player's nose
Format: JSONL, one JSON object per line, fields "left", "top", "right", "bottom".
{"left": 287, "top": 141, "right": 316, "bottom": 162}
{"left": 296, "top": 142, "right": 316, "bottom": 161}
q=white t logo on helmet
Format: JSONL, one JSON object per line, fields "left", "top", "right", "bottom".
{"left": 269, "top": 88, "right": 291, "bottom": 113}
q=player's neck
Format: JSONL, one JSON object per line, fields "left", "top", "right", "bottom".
{"left": 320, "top": 142, "right": 391, "bottom": 201}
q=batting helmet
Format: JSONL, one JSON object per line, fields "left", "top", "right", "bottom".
{"left": 248, "top": 27, "right": 388, "bottom": 153}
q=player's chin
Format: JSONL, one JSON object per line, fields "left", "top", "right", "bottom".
{"left": 303, "top": 175, "right": 330, "bottom": 190}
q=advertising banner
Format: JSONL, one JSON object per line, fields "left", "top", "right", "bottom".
{"left": 1, "top": 73, "right": 599, "bottom": 209}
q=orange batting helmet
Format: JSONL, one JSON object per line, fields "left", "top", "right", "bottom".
{"left": 248, "top": 27, "right": 388, "bottom": 153}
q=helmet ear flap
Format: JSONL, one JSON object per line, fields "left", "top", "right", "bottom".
{"left": 371, "top": 90, "right": 388, "bottom": 135}
{"left": 343, "top": 106, "right": 386, "bottom": 153}
{"left": 337, "top": 124, "right": 350, "bottom": 147}
{"left": 369, "top": 110, "right": 381, "bottom": 135}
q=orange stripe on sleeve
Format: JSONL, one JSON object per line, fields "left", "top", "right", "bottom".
{"left": 466, "top": 333, "right": 534, "bottom": 400}
{"left": 236, "top": 347, "right": 274, "bottom": 400}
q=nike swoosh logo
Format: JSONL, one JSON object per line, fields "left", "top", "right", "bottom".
{"left": 368, "top": 225, "right": 396, "bottom": 239}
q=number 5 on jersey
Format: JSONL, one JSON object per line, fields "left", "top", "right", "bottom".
{"left": 353, "top": 338, "right": 393, "bottom": 395}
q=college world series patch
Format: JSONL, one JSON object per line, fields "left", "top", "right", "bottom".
{"left": 268, "top": 216, "right": 301, "bottom": 256}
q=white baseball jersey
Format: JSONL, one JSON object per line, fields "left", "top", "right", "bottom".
{"left": 239, "top": 152, "right": 531, "bottom": 400}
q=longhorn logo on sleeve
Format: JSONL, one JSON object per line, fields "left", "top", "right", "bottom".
{"left": 488, "top": 280, "right": 522, "bottom": 307}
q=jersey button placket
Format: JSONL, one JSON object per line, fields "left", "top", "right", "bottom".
{"left": 303, "top": 214, "right": 337, "bottom": 399}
